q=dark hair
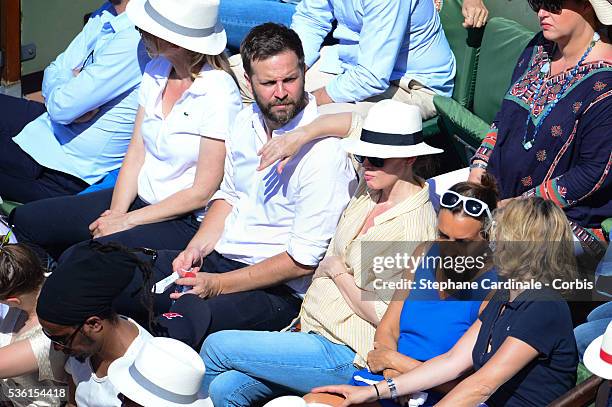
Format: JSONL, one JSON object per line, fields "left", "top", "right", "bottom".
{"left": 240, "top": 23, "right": 305, "bottom": 77}
{"left": 0, "top": 244, "right": 46, "bottom": 299}
{"left": 447, "top": 173, "right": 500, "bottom": 222}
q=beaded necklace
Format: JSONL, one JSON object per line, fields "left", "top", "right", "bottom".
{"left": 521, "top": 32, "right": 600, "bottom": 151}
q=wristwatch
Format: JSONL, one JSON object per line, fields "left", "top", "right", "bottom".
{"left": 386, "top": 378, "right": 399, "bottom": 400}
{"left": 470, "top": 161, "right": 488, "bottom": 170}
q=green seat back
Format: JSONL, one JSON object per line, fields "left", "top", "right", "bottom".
{"left": 439, "top": 0, "right": 483, "bottom": 108}
{"left": 0, "top": 200, "right": 21, "bottom": 216}
{"left": 472, "top": 17, "right": 535, "bottom": 125}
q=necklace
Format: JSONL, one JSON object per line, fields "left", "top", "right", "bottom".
{"left": 521, "top": 32, "right": 600, "bottom": 151}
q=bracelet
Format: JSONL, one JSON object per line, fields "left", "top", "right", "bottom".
{"left": 470, "top": 161, "right": 488, "bottom": 170}
{"left": 373, "top": 383, "right": 380, "bottom": 399}
{"left": 386, "top": 377, "right": 399, "bottom": 400}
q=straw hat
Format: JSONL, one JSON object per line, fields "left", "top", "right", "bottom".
{"left": 589, "top": 0, "right": 612, "bottom": 25}
{"left": 341, "top": 100, "right": 443, "bottom": 159}
{"left": 584, "top": 320, "right": 612, "bottom": 379}
{"left": 126, "top": 0, "right": 226, "bottom": 55}
{"left": 108, "top": 337, "right": 212, "bottom": 406}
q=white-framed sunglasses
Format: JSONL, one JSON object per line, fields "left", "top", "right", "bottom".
{"left": 440, "top": 190, "right": 492, "bottom": 220}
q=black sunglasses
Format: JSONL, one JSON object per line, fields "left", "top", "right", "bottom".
{"left": 354, "top": 155, "right": 385, "bottom": 168}
{"left": 527, "top": 0, "right": 563, "bottom": 13}
{"left": 43, "top": 321, "right": 86, "bottom": 350}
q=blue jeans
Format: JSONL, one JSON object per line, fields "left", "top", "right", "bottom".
{"left": 201, "top": 330, "right": 357, "bottom": 406}
{"left": 219, "top": 0, "right": 299, "bottom": 52}
{"left": 574, "top": 302, "right": 612, "bottom": 361}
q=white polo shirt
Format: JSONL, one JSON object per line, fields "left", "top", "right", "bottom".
{"left": 137, "top": 57, "right": 242, "bottom": 220}
{"left": 211, "top": 95, "right": 358, "bottom": 294}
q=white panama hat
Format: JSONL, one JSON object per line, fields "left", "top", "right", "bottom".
{"left": 589, "top": 0, "right": 612, "bottom": 25}
{"left": 341, "top": 100, "right": 443, "bottom": 159}
{"left": 126, "top": 0, "right": 227, "bottom": 55}
{"left": 108, "top": 337, "right": 212, "bottom": 406}
{"left": 584, "top": 320, "right": 612, "bottom": 380}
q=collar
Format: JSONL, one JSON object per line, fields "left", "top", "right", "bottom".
{"left": 251, "top": 93, "right": 318, "bottom": 141}
{"left": 365, "top": 179, "right": 431, "bottom": 225}
{"left": 100, "top": 8, "right": 133, "bottom": 34}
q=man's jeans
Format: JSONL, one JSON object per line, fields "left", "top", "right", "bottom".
{"left": 201, "top": 330, "right": 356, "bottom": 406}
{"left": 219, "top": 0, "right": 299, "bottom": 52}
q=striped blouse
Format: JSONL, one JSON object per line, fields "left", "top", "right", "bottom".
{"left": 299, "top": 177, "right": 438, "bottom": 367}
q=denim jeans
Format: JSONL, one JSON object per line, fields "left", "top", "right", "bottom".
{"left": 219, "top": 0, "right": 299, "bottom": 52}
{"left": 201, "top": 330, "right": 356, "bottom": 406}
{"left": 574, "top": 302, "right": 612, "bottom": 361}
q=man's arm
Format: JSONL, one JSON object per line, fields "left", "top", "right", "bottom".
{"left": 44, "top": 29, "right": 145, "bottom": 124}
{"left": 323, "top": 0, "right": 412, "bottom": 103}
{"left": 290, "top": 0, "right": 335, "bottom": 68}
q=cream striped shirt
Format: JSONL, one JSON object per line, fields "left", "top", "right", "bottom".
{"left": 299, "top": 178, "right": 438, "bottom": 367}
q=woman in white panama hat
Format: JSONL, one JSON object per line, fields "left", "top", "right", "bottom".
{"left": 584, "top": 320, "right": 612, "bottom": 380}
{"left": 201, "top": 100, "right": 441, "bottom": 406}
{"left": 109, "top": 337, "right": 212, "bottom": 406}
{"left": 12, "top": 0, "right": 242, "bottom": 263}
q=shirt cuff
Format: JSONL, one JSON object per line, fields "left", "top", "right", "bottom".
{"left": 287, "top": 235, "right": 328, "bottom": 266}
{"left": 210, "top": 189, "right": 237, "bottom": 206}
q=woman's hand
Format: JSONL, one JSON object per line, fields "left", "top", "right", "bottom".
{"left": 257, "top": 126, "right": 309, "bottom": 173}
{"left": 313, "top": 256, "right": 350, "bottom": 280}
{"left": 311, "top": 385, "right": 378, "bottom": 406}
{"left": 88, "top": 209, "right": 134, "bottom": 238}
{"left": 467, "top": 167, "right": 486, "bottom": 184}
{"left": 462, "top": 0, "right": 489, "bottom": 28}
{"left": 367, "top": 342, "right": 396, "bottom": 373}
{"left": 170, "top": 271, "right": 223, "bottom": 300}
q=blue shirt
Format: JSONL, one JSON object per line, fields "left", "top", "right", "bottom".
{"left": 473, "top": 289, "right": 578, "bottom": 407}
{"left": 13, "top": 3, "right": 149, "bottom": 185}
{"left": 291, "top": 0, "right": 456, "bottom": 102}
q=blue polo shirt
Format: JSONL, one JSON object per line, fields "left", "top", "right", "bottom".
{"left": 473, "top": 289, "right": 578, "bottom": 407}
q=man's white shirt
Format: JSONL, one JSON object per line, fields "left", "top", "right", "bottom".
{"left": 211, "top": 94, "right": 357, "bottom": 294}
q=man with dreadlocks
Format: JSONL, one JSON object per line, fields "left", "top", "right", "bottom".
{"left": 36, "top": 241, "right": 154, "bottom": 407}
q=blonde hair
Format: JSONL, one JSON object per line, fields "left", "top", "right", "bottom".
{"left": 139, "top": 31, "right": 237, "bottom": 83}
{"left": 490, "top": 197, "right": 577, "bottom": 285}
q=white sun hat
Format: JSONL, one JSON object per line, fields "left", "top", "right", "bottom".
{"left": 341, "top": 100, "right": 443, "bottom": 159}
{"left": 126, "top": 0, "right": 227, "bottom": 55}
{"left": 589, "top": 0, "right": 612, "bottom": 25}
{"left": 584, "top": 320, "right": 612, "bottom": 379}
{"left": 108, "top": 337, "right": 212, "bottom": 406}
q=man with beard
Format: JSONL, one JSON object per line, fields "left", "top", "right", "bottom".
{"left": 119, "top": 23, "right": 356, "bottom": 349}
{"left": 36, "top": 242, "right": 153, "bottom": 407}
{"left": 0, "top": 0, "right": 148, "bottom": 202}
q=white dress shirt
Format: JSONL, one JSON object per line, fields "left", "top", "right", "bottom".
{"left": 212, "top": 95, "right": 357, "bottom": 293}
{"left": 137, "top": 57, "right": 242, "bottom": 220}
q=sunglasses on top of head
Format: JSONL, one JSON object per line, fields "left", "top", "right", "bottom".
{"left": 354, "top": 155, "right": 386, "bottom": 168}
{"left": 440, "top": 190, "right": 493, "bottom": 221}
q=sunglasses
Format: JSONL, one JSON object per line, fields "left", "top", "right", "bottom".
{"left": 527, "top": 0, "right": 563, "bottom": 13}
{"left": 354, "top": 155, "right": 385, "bottom": 168}
{"left": 440, "top": 191, "right": 492, "bottom": 220}
{"left": 43, "top": 321, "right": 86, "bottom": 349}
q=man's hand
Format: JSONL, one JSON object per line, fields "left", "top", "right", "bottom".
{"left": 170, "top": 271, "right": 223, "bottom": 300}
{"left": 73, "top": 108, "right": 100, "bottom": 123}
{"left": 89, "top": 209, "right": 134, "bottom": 238}
{"left": 462, "top": 0, "right": 489, "bottom": 28}
{"left": 172, "top": 246, "right": 205, "bottom": 274}
{"left": 312, "top": 87, "right": 334, "bottom": 106}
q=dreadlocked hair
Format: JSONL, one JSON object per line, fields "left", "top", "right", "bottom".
{"left": 87, "top": 241, "right": 160, "bottom": 333}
